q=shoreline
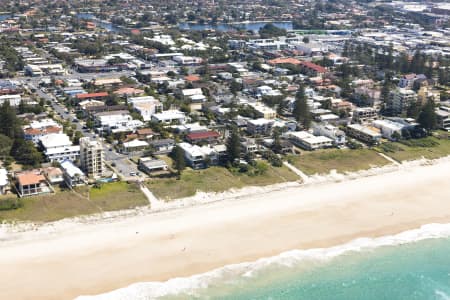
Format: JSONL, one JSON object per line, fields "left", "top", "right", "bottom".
{"left": 0, "top": 156, "right": 439, "bottom": 237}
{"left": 0, "top": 157, "right": 449, "bottom": 299}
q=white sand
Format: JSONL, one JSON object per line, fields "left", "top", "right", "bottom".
{"left": 0, "top": 157, "right": 449, "bottom": 300}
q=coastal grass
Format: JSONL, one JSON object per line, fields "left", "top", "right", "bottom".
{"left": 287, "top": 148, "right": 389, "bottom": 175}
{"left": 0, "top": 182, "right": 148, "bottom": 222}
{"left": 377, "top": 134, "right": 450, "bottom": 162}
{"left": 146, "top": 165, "right": 299, "bottom": 201}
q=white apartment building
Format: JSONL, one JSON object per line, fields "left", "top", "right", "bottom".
{"left": 0, "top": 94, "right": 21, "bottom": 106}
{"left": 128, "top": 96, "right": 163, "bottom": 121}
{"left": 39, "top": 133, "right": 80, "bottom": 163}
{"left": 95, "top": 110, "right": 144, "bottom": 133}
{"left": 390, "top": 88, "right": 418, "bottom": 115}
{"left": 178, "top": 142, "right": 226, "bottom": 169}
{"left": 79, "top": 137, "right": 104, "bottom": 179}
{"left": 372, "top": 119, "right": 406, "bottom": 140}
{"left": 151, "top": 110, "right": 187, "bottom": 124}
{"left": 312, "top": 123, "right": 346, "bottom": 146}
{"left": 287, "top": 131, "right": 333, "bottom": 150}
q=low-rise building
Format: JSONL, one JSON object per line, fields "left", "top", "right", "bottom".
{"left": 94, "top": 110, "right": 144, "bottom": 133}
{"left": 39, "top": 133, "right": 80, "bottom": 162}
{"left": 352, "top": 107, "right": 379, "bottom": 123}
{"left": 287, "top": 131, "right": 333, "bottom": 150}
{"left": 246, "top": 118, "right": 274, "bottom": 136}
{"left": 151, "top": 110, "right": 187, "bottom": 124}
{"left": 178, "top": 142, "right": 226, "bottom": 169}
{"left": 16, "top": 171, "right": 52, "bottom": 197}
{"left": 120, "top": 139, "right": 149, "bottom": 154}
{"left": 313, "top": 123, "right": 346, "bottom": 146}
{"left": 436, "top": 108, "right": 450, "bottom": 131}
{"left": 372, "top": 119, "right": 406, "bottom": 140}
{"left": 128, "top": 96, "right": 163, "bottom": 121}
{"left": 186, "top": 131, "right": 221, "bottom": 144}
{"left": 138, "top": 157, "right": 169, "bottom": 175}
{"left": 149, "top": 139, "right": 175, "bottom": 154}
{"left": 346, "top": 124, "right": 382, "bottom": 145}
{"left": 60, "top": 160, "right": 87, "bottom": 188}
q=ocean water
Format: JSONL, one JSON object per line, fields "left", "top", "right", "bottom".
{"left": 78, "top": 223, "right": 450, "bottom": 300}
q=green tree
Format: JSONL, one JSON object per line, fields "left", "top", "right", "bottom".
{"left": 293, "top": 85, "right": 311, "bottom": 129}
{"left": 171, "top": 145, "right": 186, "bottom": 178}
{"left": 417, "top": 100, "right": 437, "bottom": 132}
{"left": 0, "top": 134, "right": 13, "bottom": 159}
{"left": 226, "top": 126, "right": 241, "bottom": 164}
{"left": 10, "top": 139, "right": 43, "bottom": 168}
{"left": 0, "top": 101, "right": 22, "bottom": 139}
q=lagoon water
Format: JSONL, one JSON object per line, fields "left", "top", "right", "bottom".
{"left": 79, "top": 224, "right": 450, "bottom": 300}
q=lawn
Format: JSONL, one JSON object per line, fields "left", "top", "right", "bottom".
{"left": 146, "top": 165, "right": 299, "bottom": 200}
{"left": 376, "top": 134, "right": 450, "bottom": 162}
{"left": 288, "top": 148, "right": 390, "bottom": 175}
{"left": 0, "top": 181, "right": 148, "bottom": 223}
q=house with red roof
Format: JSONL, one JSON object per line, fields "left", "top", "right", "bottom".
{"left": 185, "top": 131, "right": 221, "bottom": 145}
{"left": 300, "top": 61, "right": 327, "bottom": 77}
{"left": 75, "top": 92, "right": 109, "bottom": 101}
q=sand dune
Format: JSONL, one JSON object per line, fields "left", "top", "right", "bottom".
{"left": 1, "top": 158, "right": 449, "bottom": 300}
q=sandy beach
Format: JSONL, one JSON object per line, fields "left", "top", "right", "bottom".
{"left": 1, "top": 158, "right": 450, "bottom": 300}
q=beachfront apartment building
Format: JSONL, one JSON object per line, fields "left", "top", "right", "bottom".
{"left": 178, "top": 142, "right": 227, "bottom": 169}
{"left": 312, "top": 123, "right": 346, "bottom": 146}
{"left": 352, "top": 107, "right": 379, "bottom": 124}
{"left": 287, "top": 131, "right": 333, "bottom": 151}
{"left": 346, "top": 124, "right": 382, "bottom": 145}
{"left": 389, "top": 88, "right": 418, "bottom": 115}
{"left": 371, "top": 119, "right": 406, "bottom": 140}
{"left": 79, "top": 137, "right": 105, "bottom": 179}
{"left": 39, "top": 133, "right": 80, "bottom": 163}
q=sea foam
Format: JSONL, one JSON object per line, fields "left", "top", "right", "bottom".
{"left": 76, "top": 222, "right": 450, "bottom": 300}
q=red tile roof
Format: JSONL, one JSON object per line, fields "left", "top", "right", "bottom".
{"left": 76, "top": 92, "right": 109, "bottom": 99}
{"left": 268, "top": 57, "right": 302, "bottom": 66}
{"left": 17, "top": 172, "right": 46, "bottom": 186}
{"left": 300, "top": 61, "right": 327, "bottom": 73}
{"left": 186, "top": 131, "right": 220, "bottom": 141}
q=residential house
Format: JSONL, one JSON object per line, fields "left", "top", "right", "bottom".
{"left": 138, "top": 157, "right": 169, "bottom": 175}
{"left": 43, "top": 167, "right": 64, "bottom": 184}
{"left": 186, "top": 131, "right": 221, "bottom": 145}
{"left": 149, "top": 139, "right": 175, "bottom": 154}
{"left": 16, "top": 171, "right": 52, "bottom": 197}
{"left": 94, "top": 110, "right": 144, "bottom": 133}
{"left": 60, "top": 160, "right": 87, "bottom": 188}
{"left": 120, "top": 139, "right": 149, "bottom": 154}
